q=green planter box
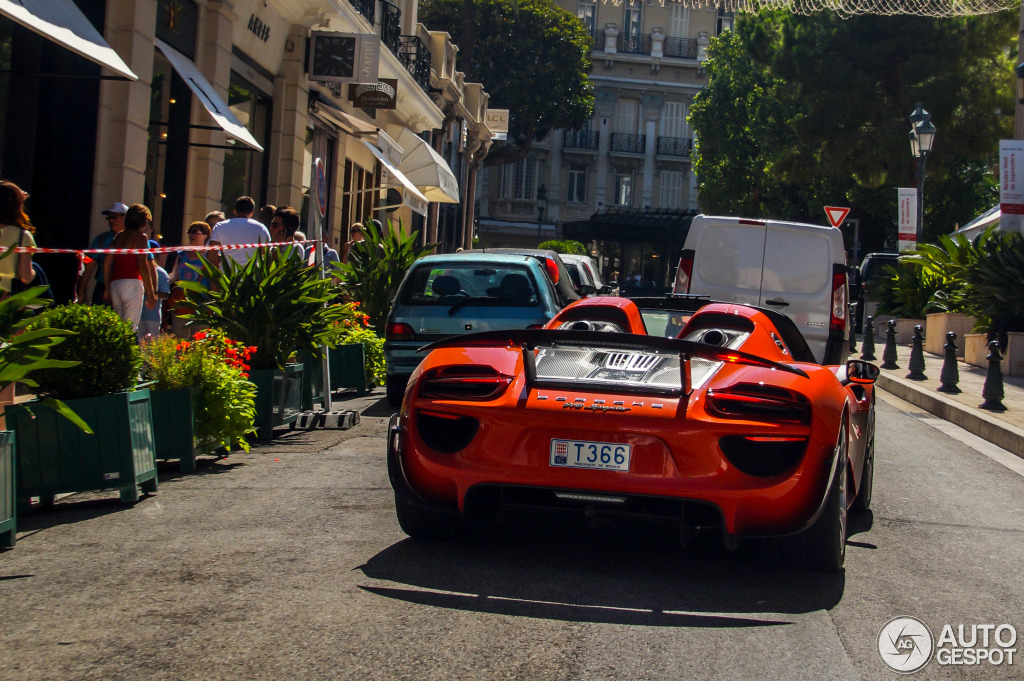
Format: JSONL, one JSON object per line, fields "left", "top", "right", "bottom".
{"left": 250, "top": 364, "right": 304, "bottom": 440}
{"left": 5, "top": 390, "right": 158, "bottom": 506}
{"left": 300, "top": 350, "right": 326, "bottom": 412}
{"left": 150, "top": 388, "right": 197, "bottom": 472}
{"left": 1, "top": 431, "right": 15, "bottom": 548}
{"left": 330, "top": 344, "right": 367, "bottom": 394}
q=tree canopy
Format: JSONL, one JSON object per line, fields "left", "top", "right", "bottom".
{"left": 689, "top": 11, "right": 1015, "bottom": 250}
{"left": 419, "top": 0, "right": 594, "bottom": 166}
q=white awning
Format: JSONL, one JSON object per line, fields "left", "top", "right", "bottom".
{"left": 309, "top": 90, "right": 378, "bottom": 136}
{"left": 393, "top": 127, "right": 460, "bottom": 204}
{"left": 361, "top": 139, "right": 429, "bottom": 216}
{"left": 0, "top": 0, "right": 137, "bottom": 80}
{"left": 154, "top": 38, "right": 263, "bottom": 152}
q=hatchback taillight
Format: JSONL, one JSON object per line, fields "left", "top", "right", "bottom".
{"left": 673, "top": 249, "right": 694, "bottom": 294}
{"left": 830, "top": 266, "right": 847, "bottom": 334}
{"left": 705, "top": 384, "right": 811, "bottom": 425}
{"left": 544, "top": 257, "right": 560, "bottom": 284}
{"left": 419, "top": 365, "right": 514, "bottom": 401}
{"left": 386, "top": 322, "right": 415, "bottom": 341}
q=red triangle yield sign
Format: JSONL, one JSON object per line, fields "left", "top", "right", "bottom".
{"left": 824, "top": 206, "right": 851, "bottom": 229}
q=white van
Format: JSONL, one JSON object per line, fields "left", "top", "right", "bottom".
{"left": 672, "top": 214, "right": 849, "bottom": 365}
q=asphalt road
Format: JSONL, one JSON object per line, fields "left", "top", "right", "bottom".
{"left": 1, "top": 390, "right": 1022, "bottom": 680}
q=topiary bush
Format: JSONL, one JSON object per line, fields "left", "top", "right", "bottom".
{"left": 25, "top": 304, "right": 141, "bottom": 400}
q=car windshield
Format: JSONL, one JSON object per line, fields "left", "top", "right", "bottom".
{"left": 401, "top": 264, "right": 540, "bottom": 307}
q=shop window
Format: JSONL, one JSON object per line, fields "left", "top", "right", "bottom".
{"left": 220, "top": 73, "right": 271, "bottom": 216}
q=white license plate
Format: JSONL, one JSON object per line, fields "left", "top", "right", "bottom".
{"left": 549, "top": 439, "right": 631, "bottom": 471}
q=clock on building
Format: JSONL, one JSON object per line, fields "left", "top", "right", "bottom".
{"left": 309, "top": 32, "right": 357, "bottom": 82}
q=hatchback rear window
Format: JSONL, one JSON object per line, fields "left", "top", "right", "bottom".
{"left": 401, "top": 264, "right": 540, "bottom": 306}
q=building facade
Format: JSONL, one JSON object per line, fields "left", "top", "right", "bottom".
{"left": 1, "top": 0, "right": 492, "bottom": 301}
{"left": 476, "top": 0, "right": 732, "bottom": 291}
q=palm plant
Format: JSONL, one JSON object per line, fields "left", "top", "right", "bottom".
{"left": 332, "top": 219, "right": 436, "bottom": 331}
{"left": 0, "top": 286, "right": 91, "bottom": 432}
{"left": 177, "top": 246, "right": 354, "bottom": 370}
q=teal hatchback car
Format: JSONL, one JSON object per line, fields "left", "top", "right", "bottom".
{"left": 384, "top": 253, "right": 565, "bottom": 406}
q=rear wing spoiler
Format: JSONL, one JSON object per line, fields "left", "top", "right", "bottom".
{"left": 419, "top": 329, "right": 809, "bottom": 397}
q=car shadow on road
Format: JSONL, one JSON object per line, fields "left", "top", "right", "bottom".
{"left": 358, "top": 517, "right": 846, "bottom": 628}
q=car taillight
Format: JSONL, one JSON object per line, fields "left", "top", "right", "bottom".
{"left": 830, "top": 266, "right": 847, "bottom": 334}
{"left": 385, "top": 322, "right": 415, "bottom": 341}
{"left": 705, "top": 383, "right": 811, "bottom": 425}
{"left": 544, "top": 258, "right": 560, "bottom": 284}
{"left": 673, "top": 250, "right": 694, "bottom": 294}
{"left": 419, "top": 365, "right": 514, "bottom": 401}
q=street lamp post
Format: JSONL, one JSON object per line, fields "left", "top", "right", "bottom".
{"left": 908, "top": 103, "right": 937, "bottom": 242}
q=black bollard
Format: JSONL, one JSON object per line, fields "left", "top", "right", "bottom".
{"left": 860, "top": 316, "right": 876, "bottom": 361}
{"left": 937, "top": 331, "right": 961, "bottom": 394}
{"left": 980, "top": 339, "right": 1007, "bottom": 412}
{"left": 848, "top": 306, "right": 857, "bottom": 354}
{"left": 881, "top": 319, "right": 899, "bottom": 370}
{"left": 906, "top": 324, "right": 927, "bottom": 380}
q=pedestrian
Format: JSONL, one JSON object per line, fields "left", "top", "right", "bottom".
{"left": 269, "top": 206, "right": 303, "bottom": 261}
{"left": 0, "top": 180, "right": 36, "bottom": 296}
{"left": 138, "top": 263, "right": 170, "bottom": 340}
{"left": 208, "top": 196, "right": 271, "bottom": 267}
{"left": 103, "top": 204, "right": 158, "bottom": 334}
{"left": 258, "top": 204, "right": 276, "bottom": 233}
{"left": 77, "top": 201, "right": 127, "bottom": 304}
{"left": 341, "top": 222, "right": 364, "bottom": 264}
{"left": 140, "top": 219, "right": 167, "bottom": 269}
{"left": 169, "top": 221, "right": 212, "bottom": 338}
{"left": 204, "top": 210, "right": 225, "bottom": 231}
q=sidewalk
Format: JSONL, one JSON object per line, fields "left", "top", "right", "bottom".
{"left": 857, "top": 335, "right": 1024, "bottom": 459}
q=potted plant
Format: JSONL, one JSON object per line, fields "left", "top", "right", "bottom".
{"left": 141, "top": 332, "right": 257, "bottom": 470}
{"left": 300, "top": 304, "right": 382, "bottom": 408}
{"left": 6, "top": 304, "right": 157, "bottom": 505}
{"left": 1, "top": 285, "right": 90, "bottom": 546}
{"left": 179, "top": 247, "right": 352, "bottom": 439}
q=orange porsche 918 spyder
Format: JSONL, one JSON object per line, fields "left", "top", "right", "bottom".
{"left": 386, "top": 296, "right": 878, "bottom": 571}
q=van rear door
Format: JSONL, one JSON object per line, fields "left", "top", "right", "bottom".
{"left": 684, "top": 218, "right": 767, "bottom": 305}
{"left": 759, "top": 222, "right": 841, "bottom": 363}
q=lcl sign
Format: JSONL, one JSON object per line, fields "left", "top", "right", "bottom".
{"left": 487, "top": 109, "right": 509, "bottom": 140}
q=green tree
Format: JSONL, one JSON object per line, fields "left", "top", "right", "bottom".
{"left": 419, "top": 0, "right": 594, "bottom": 165}
{"left": 690, "top": 11, "right": 1014, "bottom": 249}
{"left": 538, "top": 239, "right": 587, "bottom": 254}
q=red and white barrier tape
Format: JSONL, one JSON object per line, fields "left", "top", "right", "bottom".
{"left": 0, "top": 239, "right": 318, "bottom": 255}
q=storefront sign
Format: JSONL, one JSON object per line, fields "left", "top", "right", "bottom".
{"left": 897, "top": 187, "right": 917, "bottom": 253}
{"left": 231, "top": 0, "right": 289, "bottom": 76}
{"left": 487, "top": 109, "right": 509, "bottom": 140}
{"left": 157, "top": 0, "right": 198, "bottom": 59}
{"left": 348, "top": 79, "right": 397, "bottom": 109}
{"left": 1000, "top": 139, "right": 1024, "bottom": 232}
{"left": 246, "top": 14, "right": 270, "bottom": 42}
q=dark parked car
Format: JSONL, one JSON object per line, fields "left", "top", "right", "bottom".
{"left": 854, "top": 252, "right": 900, "bottom": 332}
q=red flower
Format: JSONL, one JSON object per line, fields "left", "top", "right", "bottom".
{"left": 193, "top": 331, "right": 208, "bottom": 341}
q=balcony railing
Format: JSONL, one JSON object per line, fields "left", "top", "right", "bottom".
{"left": 657, "top": 136, "right": 693, "bottom": 157}
{"left": 349, "top": 0, "right": 374, "bottom": 24}
{"left": 381, "top": 1, "right": 401, "bottom": 56}
{"left": 399, "top": 35, "right": 432, "bottom": 94}
{"left": 610, "top": 133, "right": 646, "bottom": 154}
{"left": 664, "top": 37, "right": 698, "bottom": 59}
{"left": 563, "top": 129, "right": 599, "bottom": 150}
{"left": 596, "top": 31, "right": 651, "bottom": 55}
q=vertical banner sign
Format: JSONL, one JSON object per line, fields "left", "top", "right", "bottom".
{"left": 999, "top": 139, "right": 1024, "bottom": 233}
{"left": 897, "top": 188, "right": 917, "bottom": 252}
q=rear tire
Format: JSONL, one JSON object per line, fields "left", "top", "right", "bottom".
{"left": 394, "top": 495, "right": 473, "bottom": 541}
{"left": 775, "top": 423, "right": 848, "bottom": 571}
{"left": 852, "top": 413, "right": 874, "bottom": 513}
{"left": 386, "top": 378, "right": 406, "bottom": 407}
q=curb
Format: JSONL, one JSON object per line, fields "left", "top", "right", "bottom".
{"left": 877, "top": 372, "right": 1024, "bottom": 460}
